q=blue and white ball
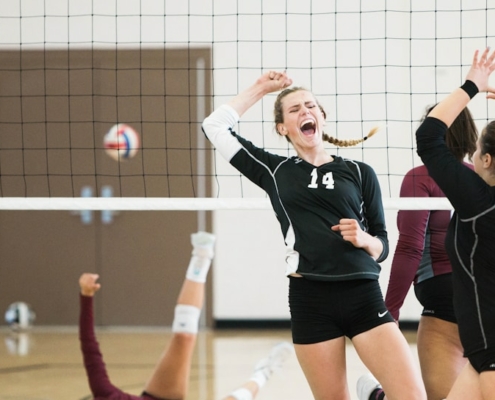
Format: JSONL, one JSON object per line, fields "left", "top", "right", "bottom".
{"left": 5, "top": 302, "right": 36, "bottom": 331}
{"left": 104, "top": 123, "right": 140, "bottom": 161}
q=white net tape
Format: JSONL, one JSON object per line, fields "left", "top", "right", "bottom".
{"left": 0, "top": 197, "right": 452, "bottom": 211}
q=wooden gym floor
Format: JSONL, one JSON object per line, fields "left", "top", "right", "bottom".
{"left": 0, "top": 327, "right": 419, "bottom": 400}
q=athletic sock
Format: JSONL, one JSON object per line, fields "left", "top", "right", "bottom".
{"left": 186, "top": 231, "right": 215, "bottom": 283}
{"left": 250, "top": 342, "right": 294, "bottom": 389}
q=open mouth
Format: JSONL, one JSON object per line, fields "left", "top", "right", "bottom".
{"left": 300, "top": 120, "right": 316, "bottom": 135}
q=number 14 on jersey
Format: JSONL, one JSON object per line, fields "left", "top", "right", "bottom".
{"left": 308, "top": 168, "right": 334, "bottom": 189}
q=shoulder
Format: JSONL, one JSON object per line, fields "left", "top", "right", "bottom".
{"left": 343, "top": 159, "right": 377, "bottom": 177}
{"left": 404, "top": 165, "right": 430, "bottom": 180}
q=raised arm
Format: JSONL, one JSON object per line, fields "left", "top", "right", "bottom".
{"left": 227, "top": 71, "right": 292, "bottom": 117}
{"left": 427, "top": 48, "right": 495, "bottom": 126}
{"left": 416, "top": 48, "right": 495, "bottom": 217}
{"left": 79, "top": 273, "right": 123, "bottom": 398}
{"left": 202, "top": 71, "right": 292, "bottom": 163}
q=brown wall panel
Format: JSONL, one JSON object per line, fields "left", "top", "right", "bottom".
{"left": 0, "top": 47, "right": 213, "bottom": 327}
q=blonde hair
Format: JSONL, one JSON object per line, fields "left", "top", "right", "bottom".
{"left": 322, "top": 127, "right": 379, "bottom": 147}
{"left": 274, "top": 87, "right": 379, "bottom": 146}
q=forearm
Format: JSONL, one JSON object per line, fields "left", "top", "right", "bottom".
{"left": 80, "top": 294, "right": 117, "bottom": 396}
{"left": 386, "top": 252, "right": 421, "bottom": 320}
{"left": 227, "top": 81, "right": 270, "bottom": 117}
{"left": 361, "top": 234, "right": 385, "bottom": 261}
{"left": 428, "top": 87, "right": 472, "bottom": 128}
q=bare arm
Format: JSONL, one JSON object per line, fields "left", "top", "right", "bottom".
{"left": 227, "top": 71, "right": 292, "bottom": 117}
{"left": 428, "top": 48, "right": 495, "bottom": 126}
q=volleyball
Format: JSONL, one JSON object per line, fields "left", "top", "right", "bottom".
{"left": 4, "top": 302, "right": 36, "bottom": 331}
{"left": 104, "top": 123, "right": 140, "bottom": 161}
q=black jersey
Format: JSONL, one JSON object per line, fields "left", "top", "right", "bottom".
{"left": 417, "top": 116, "right": 495, "bottom": 356}
{"left": 203, "top": 104, "right": 388, "bottom": 282}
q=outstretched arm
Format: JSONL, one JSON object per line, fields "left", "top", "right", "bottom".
{"left": 202, "top": 71, "right": 292, "bottom": 164}
{"left": 227, "top": 71, "right": 292, "bottom": 117}
{"left": 79, "top": 273, "right": 123, "bottom": 398}
{"left": 417, "top": 48, "right": 495, "bottom": 217}
{"left": 427, "top": 48, "right": 495, "bottom": 126}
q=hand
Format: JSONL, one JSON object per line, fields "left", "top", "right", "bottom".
{"left": 465, "top": 47, "right": 495, "bottom": 96}
{"left": 227, "top": 70, "right": 293, "bottom": 117}
{"left": 255, "top": 70, "right": 293, "bottom": 94}
{"left": 79, "top": 273, "right": 101, "bottom": 297}
{"left": 331, "top": 218, "right": 367, "bottom": 248}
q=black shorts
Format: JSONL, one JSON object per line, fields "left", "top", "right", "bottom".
{"left": 468, "top": 347, "right": 495, "bottom": 373}
{"left": 289, "top": 277, "right": 394, "bottom": 344}
{"left": 414, "top": 273, "right": 457, "bottom": 323}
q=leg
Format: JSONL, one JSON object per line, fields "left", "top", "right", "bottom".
{"left": 417, "top": 316, "right": 466, "bottom": 400}
{"left": 353, "top": 322, "right": 426, "bottom": 400}
{"left": 222, "top": 342, "right": 294, "bottom": 400}
{"left": 446, "top": 362, "right": 483, "bottom": 400}
{"left": 294, "top": 336, "right": 351, "bottom": 400}
{"left": 144, "top": 231, "right": 215, "bottom": 399}
{"left": 479, "top": 370, "right": 495, "bottom": 399}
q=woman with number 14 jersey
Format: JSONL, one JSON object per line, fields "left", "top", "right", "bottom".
{"left": 202, "top": 71, "right": 425, "bottom": 400}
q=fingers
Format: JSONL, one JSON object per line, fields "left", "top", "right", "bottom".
{"left": 335, "top": 218, "right": 358, "bottom": 228}
{"left": 267, "top": 70, "right": 292, "bottom": 88}
{"left": 480, "top": 47, "right": 489, "bottom": 64}
{"left": 479, "top": 47, "right": 495, "bottom": 67}
{"left": 79, "top": 273, "right": 101, "bottom": 296}
{"left": 474, "top": 47, "right": 495, "bottom": 69}
{"left": 472, "top": 49, "right": 480, "bottom": 67}
{"left": 488, "top": 49, "right": 495, "bottom": 71}
{"left": 79, "top": 273, "right": 100, "bottom": 288}
{"left": 331, "top": 219, "right": 360, "bottom": 233}
{"left": 466, "top": 47, "right": 495, "bottom": 92}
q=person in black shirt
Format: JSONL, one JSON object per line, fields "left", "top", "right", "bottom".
{"left": 384, "top": 104, "right": 477, "bottom": 400}
{"left": 202, "top": 72, "right": 426, "bottom": 400}
{"left": 415, "top": 48, "right": 495, "bottom": 400}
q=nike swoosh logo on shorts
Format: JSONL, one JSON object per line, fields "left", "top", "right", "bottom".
{"left": 378, "top": 311, "right": 388, "bottom": 318}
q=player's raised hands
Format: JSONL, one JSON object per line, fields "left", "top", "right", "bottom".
{"left": 255, "top": 70, "right": 293, "bottom": 94}
{"left": 465, "top": 47, "right": 495, "bottom": 97}
{"left": 79, "top": 273, "right": 101, "bottom": 297}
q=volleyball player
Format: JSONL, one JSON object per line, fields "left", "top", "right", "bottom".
{"left": 202, "top": 72, "right": 426, "bottom": 400}
{"left": 413, "top": 47, "right": 495, "bottom": 400}
{"left": 78, "top": 231, "right": 292, "bottom": 400}
{"left": 384, "top": 105, "right": 477, "bottom": 399}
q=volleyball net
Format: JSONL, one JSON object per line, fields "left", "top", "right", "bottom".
{"left": 1, "top": 1, "right": 494, "bottom": 211}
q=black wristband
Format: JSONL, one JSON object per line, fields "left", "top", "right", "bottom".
{"left": 460, "top": 80, "right": 479, "bottom": 99}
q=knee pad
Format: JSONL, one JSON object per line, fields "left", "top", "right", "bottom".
{"left": 172, "top": 304, "right": 201, "bottom": 334}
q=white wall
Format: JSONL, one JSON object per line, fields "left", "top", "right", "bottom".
{"left": 213, "top": 206, "right": 423, "bottom": 321}
{"left": 2, "top": 0, "right": 495, "bottom": 322}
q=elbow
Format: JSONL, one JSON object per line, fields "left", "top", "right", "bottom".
{"left": 201, "top": 119, "right": 213, "bottom": 140}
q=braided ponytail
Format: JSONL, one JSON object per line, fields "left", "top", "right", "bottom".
{"left": 322, "top": 126, "right": 379, "bottom": 147}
